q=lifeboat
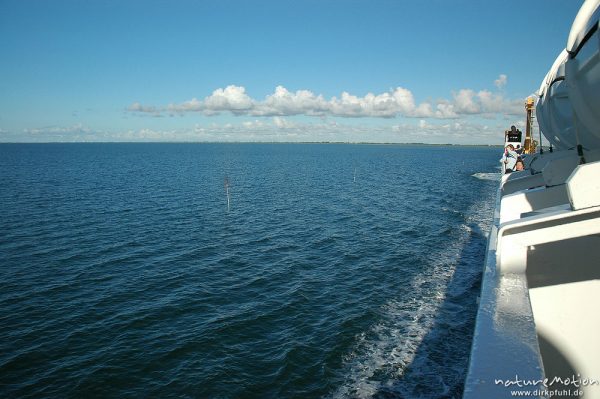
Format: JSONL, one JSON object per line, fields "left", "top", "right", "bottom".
{"left": 565, "top": 0, "right": 600, "bottom": 149}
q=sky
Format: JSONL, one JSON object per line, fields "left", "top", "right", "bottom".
{"left": 0, "top": 0, "right": 585, "bottom": 144}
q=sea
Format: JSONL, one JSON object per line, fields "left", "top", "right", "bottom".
{"left": 0, "top": 143, "right": 500, "bottom": 399}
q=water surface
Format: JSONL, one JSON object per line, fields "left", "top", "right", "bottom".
{"left": 0, "top": 143, "right": 499, "bottom": 398}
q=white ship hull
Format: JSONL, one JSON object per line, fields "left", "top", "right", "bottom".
{"left": 464, "top": 1, "right": 600, "bottom": 397}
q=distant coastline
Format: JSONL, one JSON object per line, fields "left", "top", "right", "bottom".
{"left": 0, "top": 141, "right": 504, "bottom": 148}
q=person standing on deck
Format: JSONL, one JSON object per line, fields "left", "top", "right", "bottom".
{"left": 501, "top": 144, "right": 518, "bottom": 174}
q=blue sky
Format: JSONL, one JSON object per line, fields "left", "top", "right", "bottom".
{"left": 0, "top": 0, "right": 583, "bottom": 144}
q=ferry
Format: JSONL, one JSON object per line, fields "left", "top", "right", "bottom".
{"left": 463, "top": 0, "right": 600, "bottom": 397}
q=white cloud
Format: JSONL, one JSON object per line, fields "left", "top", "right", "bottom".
{"left": 494, "top": 74, "right": 508, "bottom": 89}
{"left": 443, "top": 87, "right": 522, "bottom": 117}
{"left": 166, "top": 85, "right": 254, "bottom": 116}
{"left": 326, "top": 87, "right": 433, "bottom": 118}
{"left": 477, "top": 90, "right": 522, "bottom": 115}
{"left": 272, "top": 116, "right": 295, "bottom": 128}
{"left": 242, "top": 119, "right": 265, "bottom": 128}
{"left": 392, "top": 119, "right": 506, "bottom": 144}
{"left": 204, "top": 85, "right": 254, "bottom": 113}
{"left": 453, "top": 89, "right": 480, "bottom": 114}
{"left": 23, "top": 123, "right": 92, "bottom": 135}
{"left": 254, "top": 86, "right": 329, "bottom": 116}
{"left": 10, "top": 116, "right": 519, "bottom": 144}
{"left": 127, "top": 85, "right": 435, "bottom": 119}
{"left": 166, "top": 98, "right": 202, "bottom": 113}
{"left": 434, "top": 102, "right": 458, "bottom": 118}
{"left": 127, "top": 102, "right": 162, "bottom": 116}
{"left": 128, "top": 83, "right": 524, "bottom": 120}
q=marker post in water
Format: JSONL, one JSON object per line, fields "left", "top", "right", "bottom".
{"left": 224, "top": 177, "right": 230, "bottom": 212}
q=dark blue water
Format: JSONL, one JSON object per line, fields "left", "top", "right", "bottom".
{"left": 0, "top": 143, "right": 499, "bottom": 398}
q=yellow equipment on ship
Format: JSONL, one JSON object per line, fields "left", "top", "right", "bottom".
{"left": 523, "top": 97, "right": 537, "bottom": 154}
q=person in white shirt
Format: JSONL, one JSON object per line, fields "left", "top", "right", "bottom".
{"left": 501, "top": 144, "right": 518, "bottom": 173}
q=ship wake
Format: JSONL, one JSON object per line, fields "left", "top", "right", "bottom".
{"left": 330, "top": 196, "right": 494, "bottom": 399}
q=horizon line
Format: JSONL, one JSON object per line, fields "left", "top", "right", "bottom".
{"left": 0, "top": 140, "right": 503, "bottom": 147}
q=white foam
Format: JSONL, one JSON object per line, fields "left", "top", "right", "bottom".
{"left": 471, "top": 172, "right": 500, "bottom": 181}
{"left": 464, "top": 190, "right": 496, "bottom": 237}
{"left": 331, "top": 250, "right": 461, "bottom": 398}
{"left": 331, "top": 191, "right": 496, "bottom": 399}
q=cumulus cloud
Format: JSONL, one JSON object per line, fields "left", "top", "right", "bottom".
{"left": 255, "top": 86, "right": 329, "bottom": 116}
{"left": 433, "top": 102, "right": 458, "bottom": 118}
{"left": 326, "top": 87, "right": 434, "bottom": 118}
{"left": 205, "top": 86, "right": 253, "bottom": 111}
{"left": 127, "top": 85, "right": 436, "bottom": 119}
{"left": 453, "top": 89, "right": 481, "bottom": 114}
{"left": 438, "top": 88, "right": 522, "bottom": 117}
{"left": 127, "top": 80, "right": 523, "bottom": 120}
{"left": 494, "top": 74, "right": 508, "bottom": 89}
